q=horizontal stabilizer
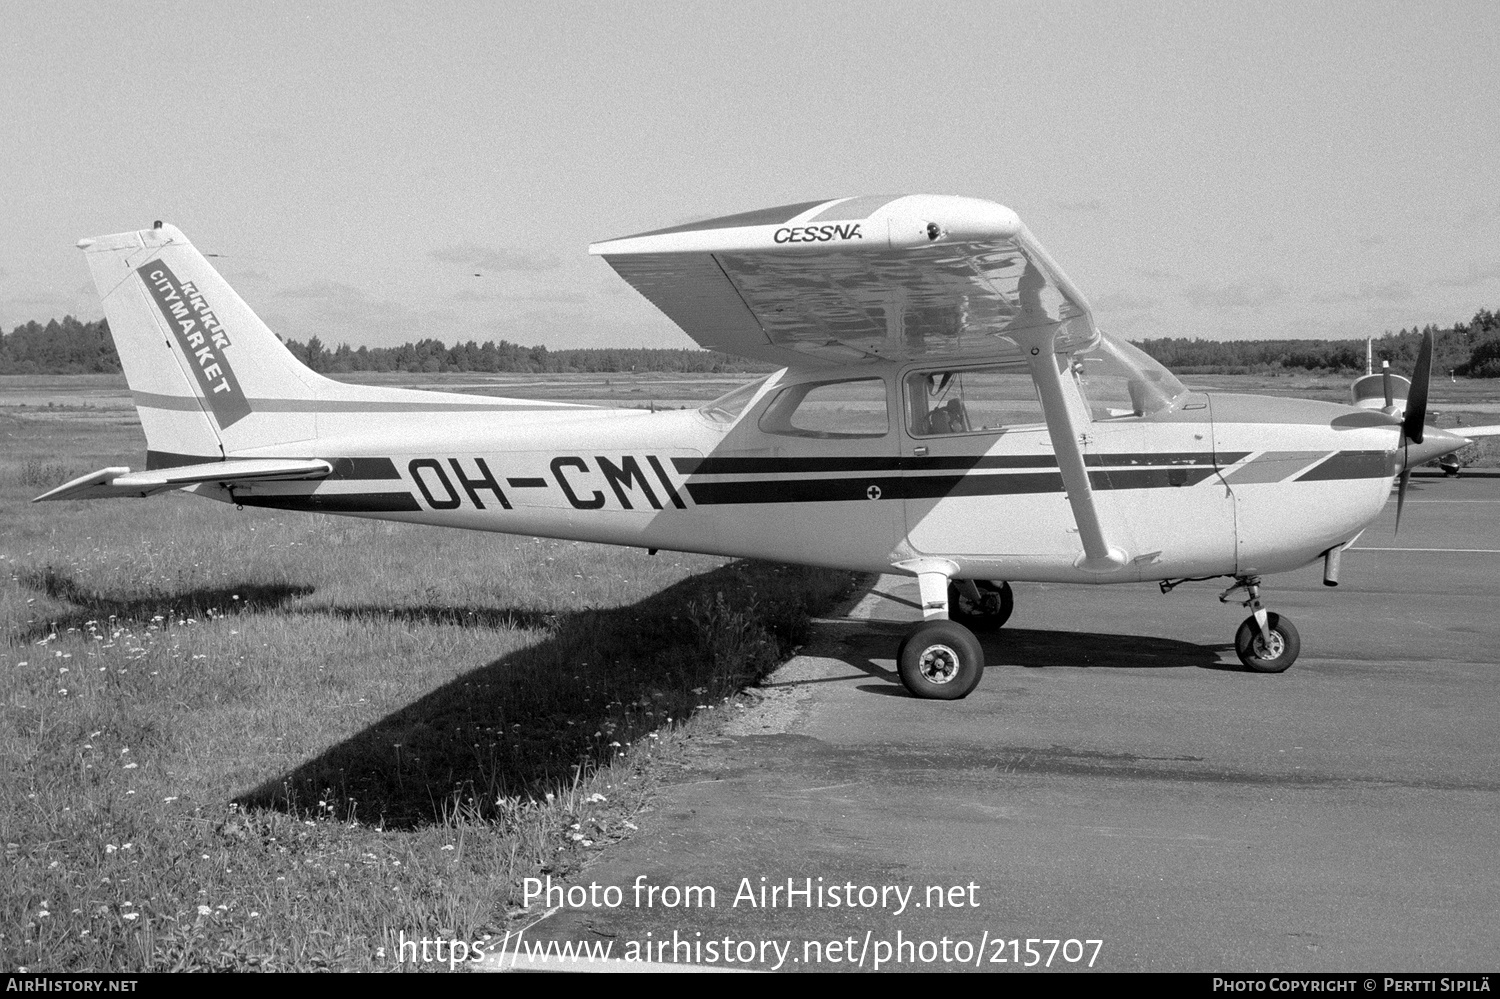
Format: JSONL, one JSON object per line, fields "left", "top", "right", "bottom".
{"left": 32, "top": 458, "right": 332, "bottom": 503}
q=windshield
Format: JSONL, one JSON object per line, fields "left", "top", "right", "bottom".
{"left": 1073, "top": 335, "right": 1186, "bottom": 420}
{"left": 699, "top": 373, "right": 774, "bottom": 424}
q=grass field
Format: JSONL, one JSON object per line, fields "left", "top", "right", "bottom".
{"left": 0, "top": 397, "right": 856, "bottom": 972}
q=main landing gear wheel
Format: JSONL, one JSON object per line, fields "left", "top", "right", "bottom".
{"left": 897, "top": 620, "right": 984, "bottom": 700}
{"left": 948, "top": 580, "right": 1014, "bottom": 631}
{"left": 1234, "top": 613, "right": 1300, "bottom": 673}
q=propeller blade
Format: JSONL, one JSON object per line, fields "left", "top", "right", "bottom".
{"left": 1395, "top": 459, "right": 1410, "bottom": 534}
{"left": 1382, "top": 362, "right": 1393, "bottom": 410}
{"left": 1402, "top": 329, "right": 1433, "bottom": 445}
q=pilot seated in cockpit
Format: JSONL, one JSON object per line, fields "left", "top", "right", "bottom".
{"left": 927, "top": 398, "right": 969, "bottom": 434}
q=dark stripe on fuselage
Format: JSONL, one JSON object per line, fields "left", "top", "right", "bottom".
{"left": 147, "top": 451, "right": 402, "bottom": 479}
{"left": 1087, "top": 467, "right": 1220, "bottom": 490}
{"left": 675, "top": 452, "right": 1233, "bottom": 477}
{"left": 233, "top": 491, "right": 422, "bottom": 513}
{"left": 1083, "top": 451, "right": 1246, "bottom": 467}
{"left": 147, "top": 450, "right": 220, "bottom": 470}
{"left": 324, "top": 456, "right": 401, "bottom": 480}
{"left": 684, "top": 472, "right": 1064, "bottom": 505}
{"left": 677, "top": 455, "right": 1058, "bottom": 475}
{"left": 1295, "top": 450, "right": 1392, "bottom": 482}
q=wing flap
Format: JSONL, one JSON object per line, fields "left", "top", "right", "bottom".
{"left": 33, "top": 458, "right": 333, "bottom": 502}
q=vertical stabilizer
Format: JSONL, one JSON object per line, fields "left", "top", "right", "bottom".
{"left": 80, "top": 224, "right": 318, "bottom": 464}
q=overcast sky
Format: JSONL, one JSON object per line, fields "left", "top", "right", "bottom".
{"left": 3, "top": 1, "right": 1496, "bottom": 350}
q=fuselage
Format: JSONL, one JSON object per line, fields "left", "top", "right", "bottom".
{"left": 197, "top": 361, "right": 1398, "bottom": 586}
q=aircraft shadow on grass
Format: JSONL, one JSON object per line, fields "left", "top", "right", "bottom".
{"left": 225, "top": 560, "right": 845, "bottom": 829}
{"left": 20, "top": 560, "right": 844, "bottom": 828}
{"left": 13, "top": 566, "right": 313, "bottom": 643}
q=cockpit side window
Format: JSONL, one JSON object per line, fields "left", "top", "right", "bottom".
{"left": 758, "top": 377, "right": 890, "bottom": 438}
{"left": 903, "top": 365, "right": 1044, "bottom": 438}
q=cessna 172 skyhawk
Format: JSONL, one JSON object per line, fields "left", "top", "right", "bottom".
{"left": 40, "top": 196, "right": 1473, "bottom": 699}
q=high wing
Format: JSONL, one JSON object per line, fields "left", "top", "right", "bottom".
{"left": 590, "top": 194, "right": 1098, "bottom": 367}
{"left": 33, "top": 458, "right": 332, "bottom": 502}
{"left": 596, "top": 194, "right": 1127, "bottom": 571}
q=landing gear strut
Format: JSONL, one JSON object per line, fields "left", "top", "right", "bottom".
{"left": 1221, "top": 576, "right": 1300, "bottom": 673}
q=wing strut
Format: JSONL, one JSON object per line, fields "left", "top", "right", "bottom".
{"left": 1022, "top": 332, "right": 1129, "bottom": 573}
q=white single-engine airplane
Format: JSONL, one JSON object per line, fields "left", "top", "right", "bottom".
{"left": 1350, "top": 339, "right": 1500, "bottom": 479}
{"left": 40, "top": 196, "right": 1476, "bottom": 698}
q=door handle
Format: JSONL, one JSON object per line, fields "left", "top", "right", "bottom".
{"left": 912, "top": 446, "right": 928, "bottom": 456}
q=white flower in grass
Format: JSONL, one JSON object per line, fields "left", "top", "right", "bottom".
{"left": 197, "top": 905, "right": 212, "bottom": 916}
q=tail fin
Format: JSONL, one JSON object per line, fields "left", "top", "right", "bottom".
{"left": 82, "top": 223, "right": 592, "bottom": 468}
{"left": 81, "top": 223, "right": 320, "bottom": 465}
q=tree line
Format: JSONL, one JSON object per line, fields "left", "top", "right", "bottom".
{"left": 0, "top": 318, "right": 772, "bottom": 376}
{"left": 1136, "top": 308, "right": 1500, "bottom": 377}
{"left": 4, "top": 308, "right": 1499, "bottom": 377}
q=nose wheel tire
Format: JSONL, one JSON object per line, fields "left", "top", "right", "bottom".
{"left": 897, "top": 620, "right": 984, "bottom": 699}
{"left": 948, "top": 580, "right": 1014, "bottom": 631}
{"left": 1234, "top": 613, "right": 1300, "bottom": 673}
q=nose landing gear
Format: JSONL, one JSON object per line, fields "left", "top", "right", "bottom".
{"left": 1221, "top": 576, "right": 1300, "bottom": 673}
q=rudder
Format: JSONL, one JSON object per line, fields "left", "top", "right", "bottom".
{"left": 80, "top": 223, "right": 319, "bottom": 464}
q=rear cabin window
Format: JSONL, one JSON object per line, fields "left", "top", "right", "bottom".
{"left": 758, "top": 378, "right": 890, "bottom": 438}
{"left": 904, "top": 367, "right": 1044, "bottom": 437}
{"left": 700, "top": 374, "right": 772, "bottom": 425}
